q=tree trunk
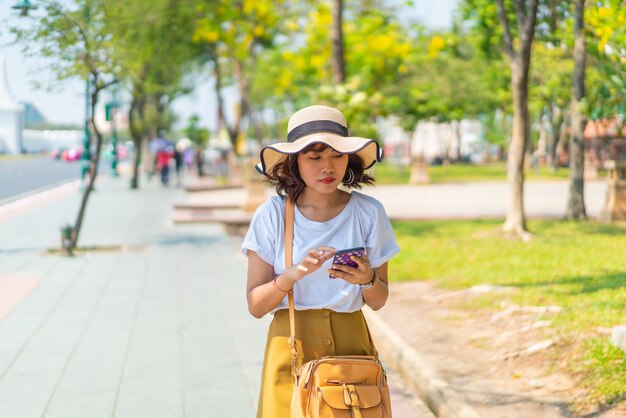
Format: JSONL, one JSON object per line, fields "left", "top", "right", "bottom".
{"left": 211, "top": 50, "right": 239, "bottom": 150}
{"left": 129, "top": 92, "right": 146, "bottom": 190}
{"left": 231, "top": 58, "right": 252, "bottom": 153}
{"left": 454, "top": 120, "right": 463, "bottom": 161}
{"left": 503, "top": 62, "right": 531, "bottom": 237}
{"left": 496, "top": 0, "right": 538, "bottom": 239}
{"left": 70, "top": 83, "right": 104, "bottom": 251}
{"left": 331, "top": 0, "right": 345, "bottom": 84}
{"left": 566, "top": 0, "right": 587, "bottom": 220}
{"left": 548, "top": 103, "right": 564, "bottom": 172}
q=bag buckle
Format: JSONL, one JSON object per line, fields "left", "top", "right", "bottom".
{"left": 342, "top": 383, "right": 359, "bottom": 406}
{"left": 343, "top": 384, "right": 363, "bottom": 418}
{"left": 288, "top": 336, "right": 299, "bottom": 376}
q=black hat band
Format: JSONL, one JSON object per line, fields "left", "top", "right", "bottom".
{"left": 287, "top": 120, "right": 349, "bottom": 143}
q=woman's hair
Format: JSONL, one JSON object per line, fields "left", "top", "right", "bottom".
{"left": 266, "top": 143, "right": 375, "bottom": 201}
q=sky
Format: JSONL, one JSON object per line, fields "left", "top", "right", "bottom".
{"left": 0, "top": 0, "right": 458, "bottom": 131}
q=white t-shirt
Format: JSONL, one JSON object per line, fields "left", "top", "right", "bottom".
{"left": 241, "top": 191, "right": 400, "bottom": 313}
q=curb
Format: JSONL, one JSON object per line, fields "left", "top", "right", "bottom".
{"left": 363, "top": 307, "right": 482, "bottom": 418}
{"left": 0, "top": 180, "right": 81, "bottom": 223}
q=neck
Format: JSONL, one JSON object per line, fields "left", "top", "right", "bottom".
{"left": 297, "top": 188, "right": 344, "bottom": 208}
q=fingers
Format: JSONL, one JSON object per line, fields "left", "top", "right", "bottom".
{"left": 349, "top": 255, "right": 367, "bottom": 268}
{"left": 308, "top": 247, "right": 336, "bottom": 259}
{"left": 303, "top": 256, "right": 319, "bottom": 265}
{"left": 329, "top": 255, "right": 372, "bottom": 283}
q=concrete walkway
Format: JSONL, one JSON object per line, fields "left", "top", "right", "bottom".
{"left": 0, "top": 174, "right": 430, "bottom": 418}
{"left": 364, "top": 180, "right": 608, "bottom": 220}
{"left": 0, "top": 176, "right": 267, "bottom": 417}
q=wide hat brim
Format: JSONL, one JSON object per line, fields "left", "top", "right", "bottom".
{"left": 257, "top": 132, "right": 384, "bottom": 176}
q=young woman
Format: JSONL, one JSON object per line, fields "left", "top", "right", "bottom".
{"left": 241, "top": 105, "right": 399, "bottom": 417}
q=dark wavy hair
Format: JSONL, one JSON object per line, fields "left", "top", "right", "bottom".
{"left": 266, "top": 143, "right": 375, "bottom": 201}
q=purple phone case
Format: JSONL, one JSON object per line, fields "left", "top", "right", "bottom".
{"left": 332, "top": 247, "right": 365, "bottom": 268}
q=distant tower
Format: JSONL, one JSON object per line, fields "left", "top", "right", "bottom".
{"left": 0, "top": 56, "right": 24, "bottom": 154}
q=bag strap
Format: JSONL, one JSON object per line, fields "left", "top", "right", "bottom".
{"left": 284, "top": 198, "right": 298, "bottom": 367}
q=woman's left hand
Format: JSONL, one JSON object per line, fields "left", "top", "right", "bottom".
{"left": 328, "top": 254, "right": 375, "bottom": 286}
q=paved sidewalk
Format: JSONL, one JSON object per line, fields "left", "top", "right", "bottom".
{"left": 0, "top": 175, "right": 430, "bottom": 418}
{"left": 0, "top": 176, "right": 267, "bottom": 417}
{"left": 364, "top": 180, "right": 608, "bottom": 220}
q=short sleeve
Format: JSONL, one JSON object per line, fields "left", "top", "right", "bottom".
{"left": 365, "top": 199, "right": 400, "bottom": 268}
{"left": 241, "top": 198, "right": 282, "bottom": 266}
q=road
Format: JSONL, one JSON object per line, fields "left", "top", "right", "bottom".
{"left": 0, "top": 156, "right": 82, "bottom": 203}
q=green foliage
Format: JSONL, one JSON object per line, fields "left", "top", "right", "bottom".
{"left": 183, "top": 115, "right": 209, "bottom": 146}
{"left": 192, "top": 0, "right": 292, "bottom": 120}
{"left": 529, "top": 43, "right": 573, "bottom": 116}
{"left": 480, "top": 111, "right": 511, "bottom": 147}
{"left": 252, "top": 3, "right": 416, "bottom": 137}
{"left": 10, "top": 0, "right": 117, "bottom": 89}
{"left": 585, "top": 2, "right": 626, "bottom": 120}
{"left": 105, "top": 0, "right": 200, "bottom": 138}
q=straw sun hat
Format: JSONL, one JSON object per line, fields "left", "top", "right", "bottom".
{"left": 257, "top": 105, "right": 384, "bottom": 176}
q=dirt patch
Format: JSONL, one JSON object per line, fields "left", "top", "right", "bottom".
{"left": 377, "top": 281, "right": 626, "bottom": 418}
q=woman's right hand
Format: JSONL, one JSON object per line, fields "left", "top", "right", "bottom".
{"left": 283, "top": 247, "right": 336, "bottom": 283}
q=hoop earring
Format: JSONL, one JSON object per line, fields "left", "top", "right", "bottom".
{"left": 342, "top": 168, "right": 355, "bottom": 185}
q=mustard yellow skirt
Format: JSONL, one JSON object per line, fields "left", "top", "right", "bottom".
{"left": 256, "top": 309, "right": 376, "bottom": 418}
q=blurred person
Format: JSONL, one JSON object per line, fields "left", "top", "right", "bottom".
{"left": 173, "top": 148, "right": 183, "bottom": 186}
{"left": 157, "top": 145, "right": 173, "bottom": 186}
{"left": 183, "top": 147, "right": 195, "bottom": 173}
{"left": 195, "top": 145, "right": 205, "bottom": 177}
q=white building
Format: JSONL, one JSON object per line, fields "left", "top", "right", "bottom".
{"left": 0, "top": 56, "right": 23, "bottom": 154}
{"left": 380, "top": 116, "right": 491, "bottom": 164}
{"left": 410, "top": 119, "right": 488, "bottom": 163}
{"left": 22, "top": 129, "right": 83, "bottom": 153}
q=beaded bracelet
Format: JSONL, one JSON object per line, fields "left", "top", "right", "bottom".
{"left": 273, "top": 276, "right": 289, "bottom": 293}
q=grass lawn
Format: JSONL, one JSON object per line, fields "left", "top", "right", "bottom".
{"left": 372, "top": 162, "right": 586, "bottom": 184}
{"left": 391, "top": 219, "right": 626, "bottom": 407}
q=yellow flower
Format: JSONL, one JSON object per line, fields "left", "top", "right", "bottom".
{"left": 192, "top": 29, "right": 218, "bottom": 43}
{"left": 311, "top": 55, "right": 325, "bottom": 69}
{"left": 598, "top": 7, "right": 612, "bottom": 19}
{"left": 253, "top": 26, "right": 264, "bottom": 37}
{"left": 286, "top": 20, "right": 299, "bottom": 31}
{"left": 428, "top": 36, "right": 446, "bottom": 58}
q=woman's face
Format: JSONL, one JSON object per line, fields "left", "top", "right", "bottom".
{"left": 296, "top": 145, "right": 349, "bottom": 194}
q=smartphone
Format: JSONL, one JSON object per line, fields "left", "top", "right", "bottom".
{"left": 329, "top": 247, "right": 365, "bottom": 278}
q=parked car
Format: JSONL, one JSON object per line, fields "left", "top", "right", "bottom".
{"left": 51, "top": 146, "right": 83, "bottom": 162}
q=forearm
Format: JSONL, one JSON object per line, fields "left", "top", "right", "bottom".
{"left": 362, "top": 271, "right": 389, "bottom": 311}
{"left": 247, "top": 273, "right": 294, "bottom": 318}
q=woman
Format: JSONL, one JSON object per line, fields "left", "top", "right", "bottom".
{"left": 242, "top": 105, "right": 399, "bottom": 417}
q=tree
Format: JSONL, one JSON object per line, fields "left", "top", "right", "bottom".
{"left": 566, "top": 0, "right": 587, "bottom": 219}
{"left": 585, "top": 1, "right": 626, "bottom": 145}
{"left": 496, "top": 0, "right": 539, "bottom": 238}
{"left": 192, "top": 0, "right": 288, "bottom": 153}
{"left": 11, "top": 0, "right": 118, "bottom": 254}
{"left": 331, "top": 0, "right": 346, "bottom": 83}
{"left": 105, "top": 0, "right": 198, "bottom": 189}
{"left": 529, "top": 44, "right": 573, "bottom": 172}
{"left": 462, "top": 0, "right": 539, "bottom": 238}
{"left": 183, "top": 115, "right": 209, "bottom": 146}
